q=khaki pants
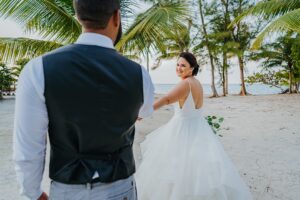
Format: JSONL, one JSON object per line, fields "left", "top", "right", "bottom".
{"left": 49, "top": 176, "right": 137, "bottom": 200}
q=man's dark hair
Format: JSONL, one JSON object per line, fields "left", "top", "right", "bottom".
{"left": 74, "top": 0, "right": 120, "bottom": 29}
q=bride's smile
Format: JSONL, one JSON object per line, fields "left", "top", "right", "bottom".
{"left": 176, "top": 57, "right": 194, "bottom": 79}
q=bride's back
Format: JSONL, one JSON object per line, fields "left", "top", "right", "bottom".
{"left": 178, "top": 77, "right": 203, "bottom": 110}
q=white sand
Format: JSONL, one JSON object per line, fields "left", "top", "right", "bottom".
{"left": 1, "top": 94, "right": 300, "bottom": 200}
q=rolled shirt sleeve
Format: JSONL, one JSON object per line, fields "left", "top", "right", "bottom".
{"left": 13, "top": 57, "right": 48, "bottom": 200}
{"left": 138, "top": 66, "right": 155, "bottom": 118}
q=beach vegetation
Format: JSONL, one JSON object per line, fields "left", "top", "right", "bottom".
{"left": 231, "top": 0, "right": 300, "bottom": 49}
{"left": 206, "top": 115, "right": 224, "bottom": 136}
{"left": 0, "top": 62, "right": 14, "bottom": 99}
{"left": 247, "top": 33, "right": 300, "bottom": 93}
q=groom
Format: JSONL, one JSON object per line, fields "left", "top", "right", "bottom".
{"left": 13, "top": 0, "right": 154, "bottom": 199}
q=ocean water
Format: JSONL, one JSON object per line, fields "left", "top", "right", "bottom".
{"left": 154, "top": 83, "right": 284, "bottom": 95}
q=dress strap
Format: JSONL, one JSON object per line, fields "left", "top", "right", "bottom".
{"left": 187, "top": 79, "right": 192, "bottom": 94}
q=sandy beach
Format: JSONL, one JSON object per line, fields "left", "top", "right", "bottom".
{"left": 1, "top": 94, "right": 300, "bottom": 200}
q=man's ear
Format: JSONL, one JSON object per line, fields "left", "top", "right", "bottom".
{"left": 75, "top": 13, "right": 81, "bottom": 25}
{"left": 113, "top": 9, "right": 121, "bottom": 27}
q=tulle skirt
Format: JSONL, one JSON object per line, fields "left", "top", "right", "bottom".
{"left": 135, "top": 113, "right": 252, "bottom": 200}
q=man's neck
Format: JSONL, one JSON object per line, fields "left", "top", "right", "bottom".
{"left": 83, "top": 29, "right": 114, "bottom": 43}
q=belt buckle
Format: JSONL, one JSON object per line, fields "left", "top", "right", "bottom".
{"left": 86, "top": 182, "right": 92, "bottom": 190}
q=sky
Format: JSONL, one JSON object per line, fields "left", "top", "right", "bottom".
{"left": 0, "top": 19, "right": 27, "bottom": 38}
{"left": 0, "top": 3, "right": 260, "bottom": 85}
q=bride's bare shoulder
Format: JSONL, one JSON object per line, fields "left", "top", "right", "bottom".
{"left": 193, "top": 78, "right": 203, "bottom": 87}
{"left": 175, "top": 79, "right": 190, "bottom": 90}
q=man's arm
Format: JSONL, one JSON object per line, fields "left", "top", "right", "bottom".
{"left": 13, "top": 57, "right": 49, "bottom": 200}
{"left": 138, "top": 66, "right": 155, "bottom": 119}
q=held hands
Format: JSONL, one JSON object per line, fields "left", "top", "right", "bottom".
{"left": 38, "top": 192, "right": 48, "bottom": 200}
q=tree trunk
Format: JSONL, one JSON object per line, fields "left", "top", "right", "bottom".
{"left": 238, "top": 55, "right": 247, "bottom": 96}
{"left": 0, "top": 87, "right": 3, "bottom": 100}
{"left": 222, "top": 52, "right": 227, "bottom": 96}
{"left": 222, "top": 69, "right": 226, "bottom": 96}
{"left": 225, "top": 67, "right": 229, "bottom": 94}
{"left": 288, "top": 70, "right": 292, "bottom": 94}
{"left": 198, "top": 0, "right": 218, "bottom": 97}
{"left": 291, "top": 72, "right": 298, "bottom": 93}
{"left": 293, "top": 82, "right": 298, "bottom": 93}
{"left": 209, "top": 53, "right": 219, "bottom": 97}
{"left": 146, "top": 51, "right": 150, "bottom": 72}
{"left": 221, "top": 0, "right": 229, "bottom": 95}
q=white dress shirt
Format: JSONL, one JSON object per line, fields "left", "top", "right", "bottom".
{"left": 13, "top": 33, "right": 154, "bottom": 200}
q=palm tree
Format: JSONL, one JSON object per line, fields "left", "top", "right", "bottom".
{"left": 231, "top": 0, "right": 300, "bottom": 49}
{"left": 201, "top": 0, "right": 235, "bottom": 96}
{"left": 151, "top": 19, "right": 195, "bottom": 70}
{"left": 249, "top": 33, "right": 300, "bottom": 93}
{"left": 0, "top": 0, "right": 135, "bottom": 63}
{"left": 116, "top": 0, "right": 190, "bottom": 71}
{"left": 0, "top": 62, "right": 13, "bottom": 99}
{"left": 10, "top": 58, "right": 30, "bottom": 91}
{"left": 0, "top": 38, "right": 63, "bottom": 63}
{"left": 0, "top": 0, "right": 81, "bottom": 62}
{"left": 0, "top": 0, "right": 190, "bottom": 64}
{"left": 198, "top": 0, "right": 219, "bottom": 97}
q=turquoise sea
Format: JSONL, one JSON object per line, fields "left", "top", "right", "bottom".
{"left": 154, "top": 83, "right": 285, "bottom": 95}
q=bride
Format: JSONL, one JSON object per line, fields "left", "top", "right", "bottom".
{"left": 135, "top": 52, "right": 253, "bottom": 200}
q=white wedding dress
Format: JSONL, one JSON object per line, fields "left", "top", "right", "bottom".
{"left": 135, "top": 84, "right": 253, "bottom": 200}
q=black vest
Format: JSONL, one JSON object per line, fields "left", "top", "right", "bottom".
{"left": 43, "top": 44, "right": 143, "bottom": 184}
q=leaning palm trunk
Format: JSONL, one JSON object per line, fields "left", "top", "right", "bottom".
{"left": 292, "top": 76, "right": 298, "bottom": 93}
{"left": 209, "top": 53, "right": 219, "bottom": 97}
{"left": 222, "top": 52, "right": 227, "bottom": 96}
{"left": 225, "top": 67, "right": 229, "bottom": 94}
{"left": 0, "top": 82, "right": 3, "bottom": 99}
{"left": 287, "top": 63, "right": 295, "bottom": 94}
{"left": 221, "top": 0, "right": 230, "bottom": 96}
{"left": 289, "top": 70, "right": 293, "bottom": 94}
{"left": 238, "top": 55, "right": 247, "bottom": 96}
{"left": 198, "top": 0, "right": 218, "bottom": 97}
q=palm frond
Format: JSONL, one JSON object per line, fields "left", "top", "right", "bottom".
{"left": 251, "top": 8, "right": 300, "bottom": 49}
{"left": 0, "top": 38, "right": 62, "bottom": 63}
{"left": 120, "top": 0, "right": 138, "bottom": 18}
{"left": 230, "top": 0, "right": 300, "bottom": 27}
{"left": 262, "top": 59, "right": 285, "bottom": 69}
{"left": 54, "top": 0, "right": 75, "bottom": 16}
{"left": 152, "top": 51, "right": 179, "bottom": 70}
{"left": 116, "top": 1, "right": 190, "bottom": 55}
{"left": 0, "top": 0, "right": 81, "bottom": 44}
{"left": 250, "top": 50, "right": 282, "bottom": 61}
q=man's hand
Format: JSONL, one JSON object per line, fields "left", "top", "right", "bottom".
{"left": 38, "top": 192, "right": 48, "bottom": 200}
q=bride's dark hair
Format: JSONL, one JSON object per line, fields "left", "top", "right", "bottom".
{"left": 179, "top": 52, "right": 199, "bottom": 76}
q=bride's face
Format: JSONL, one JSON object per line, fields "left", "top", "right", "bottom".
{"left": 176, "top": 57, "right": 193, "bottom": 79}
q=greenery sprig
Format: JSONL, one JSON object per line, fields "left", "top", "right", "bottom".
{"left": 205, "top": 115, "right": 224, "bottom": 137}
